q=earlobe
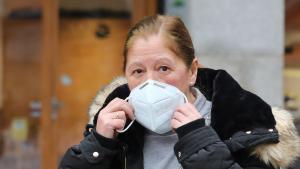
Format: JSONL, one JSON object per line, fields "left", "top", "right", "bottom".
{"left": 190, "top": 58, "right": 198, "bottom": 85}
{"left": 194, "top": 56, "right": 203, "bottom": 68}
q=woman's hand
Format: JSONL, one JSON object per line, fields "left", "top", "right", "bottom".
{"left": 171, "top": 103, "right": 202, "bottom": 129}
{"left": 96, "top": 98, "right": 134, "bottom": 139}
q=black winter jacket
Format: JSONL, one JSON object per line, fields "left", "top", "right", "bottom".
{"left": 59, "top": 68, "right": 299, "bottom": 169}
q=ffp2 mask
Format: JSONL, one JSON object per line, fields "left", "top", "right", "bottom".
{"left": 117, "top": 79, "right": 187, "bottom": 134}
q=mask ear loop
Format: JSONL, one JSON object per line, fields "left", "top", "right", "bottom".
{"left": 116, "top": 97, "right": 136, "bottom": 133}
{"left": 183, "top": 94, "right": 188, "bottom": 103}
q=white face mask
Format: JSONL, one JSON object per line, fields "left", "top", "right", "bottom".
{"left": 117, "top": 79, "right": 187, "bottom": 134}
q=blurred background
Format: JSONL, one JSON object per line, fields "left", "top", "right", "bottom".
{"left": 0, "top": 0, "right": 299, "bottom": 168}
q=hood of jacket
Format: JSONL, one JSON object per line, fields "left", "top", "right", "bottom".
{"left": 88, "top": 68, "right": 300, "bottom": 169}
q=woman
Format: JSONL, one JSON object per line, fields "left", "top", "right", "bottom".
{"left": 59, "top": 15, "right": 300, "bottom": 169}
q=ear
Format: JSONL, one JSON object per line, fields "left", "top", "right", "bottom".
{"left": 189, "top": 58, "right": 199, "bottom": 86}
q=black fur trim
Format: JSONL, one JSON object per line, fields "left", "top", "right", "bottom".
{"left": 196, "top": 68, "right": 276, "bottom": 140}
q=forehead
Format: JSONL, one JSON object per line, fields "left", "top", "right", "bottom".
{"left": 126, "top": 35, "right": 180, "bottom": 64}
{"left": 129, "top": 35, "right": 166, "bottom": 52}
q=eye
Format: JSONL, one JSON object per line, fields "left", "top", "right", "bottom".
{"left": 132, "top": 68, "right": 144, "bottom": 74}
{"left": 159, "top": 66, "right": 169, "bottom": 72}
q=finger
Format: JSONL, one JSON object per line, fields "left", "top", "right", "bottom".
{"left": 176, "top": 103, "right": 201, "bottom": 119}
{"left": 171, "top": 118, "right": 182, "bottom": 129}
{"left": 117, "top": 101, "right": 135, "bottom": 120}
{"left": 105, "top": 98, "right": 128, "bottom": 111}
{"left": 106, "top": 98, "right": 120, "bottom": 108}
{"left": 185, "top": 103, "right": 202, "bottom": 119}
{"left": 97, "top": 113, "right": 119, "bottom": 130}
{"left": 185, "top": 103, "right": 198, "bottom": 112}
{"left": 176, "top": 103, "right": 192, "bottom": 116}
{"left": 107, "top": 98, "right": 134, "bottom": 119}
{"left": 123, "top": 105, "right": 135, "bottom": 120}
{"left": 111, "top": 118, "right": 126, "bottom": 130}
{"left": 173, "top": 111, "right": 188, "bottom": 123}
{"left": 111, "top": 111, "right": 126, "bottom": 120}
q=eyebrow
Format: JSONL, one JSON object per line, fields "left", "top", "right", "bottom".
{"left": 126, "top": 62, "right": 144, "bottom": 70}
{"left": 126, "top": 57, "right": 175, "bottom": 70}
{"left": 154, "top": 57, "right": 176, "bottom": 66}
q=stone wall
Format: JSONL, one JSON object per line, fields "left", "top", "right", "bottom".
{"left": 166, "top": 0, "right": 284, "bottom": 106}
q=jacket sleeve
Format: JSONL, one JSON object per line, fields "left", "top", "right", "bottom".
{"left": 174, "top": 120, "right": 274, "bottom": 169}
{"left": 58, "top": 130, "right": 119, "bottom": 169}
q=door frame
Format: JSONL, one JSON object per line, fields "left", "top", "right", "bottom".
{"left": 40, "top": 0, "right": 58, "bottom": 168}
{"left": 39, "top": 1, "right": 157, "bottom": 168}
{"left": 0, "top": 2, "right": 4, "bottom": 112}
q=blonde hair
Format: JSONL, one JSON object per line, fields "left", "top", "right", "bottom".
{"left": 123, "top": 15, "right": 195, "bottom": 71}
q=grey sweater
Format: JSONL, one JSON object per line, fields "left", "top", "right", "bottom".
{"left": 143, "top": 88, "right": 212, "bottom": 169}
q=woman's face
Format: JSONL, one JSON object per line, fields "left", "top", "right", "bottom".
{"left": 125, "top": 35, "right": 198, "bottom": 100}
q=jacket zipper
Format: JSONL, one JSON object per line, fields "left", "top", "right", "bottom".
{"left": 125, "top": 154, "right": 127, "bottom": 169}
{"left": 122, "top": 145, "right": 128, "bottom": 169}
